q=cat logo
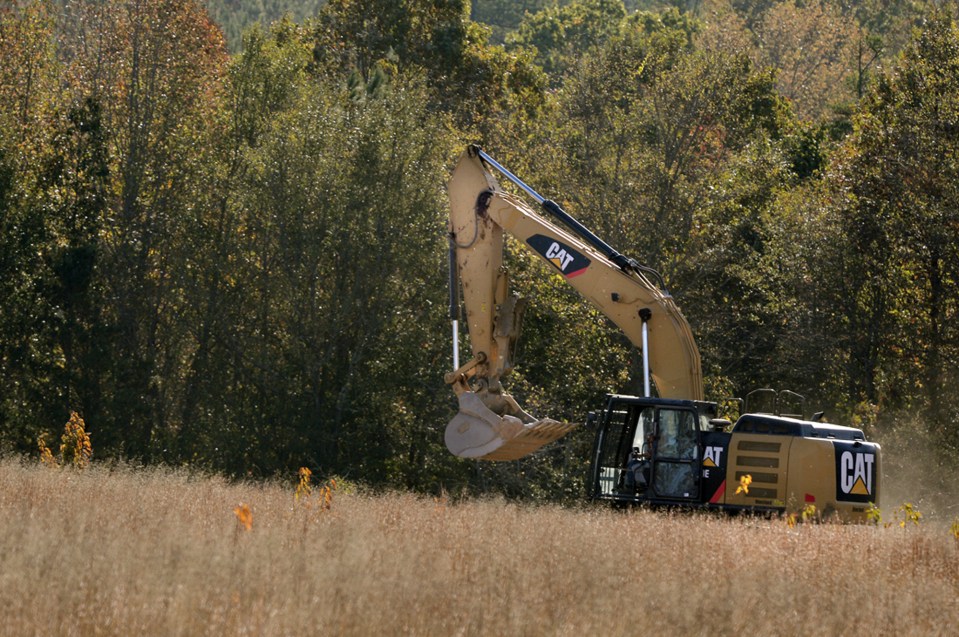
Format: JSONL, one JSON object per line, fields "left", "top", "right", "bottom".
{"left": 527, "top": 235, "right": 590, "bottom": 278}
{"left": 839, "top": 451, "right": 875, "bottom": 496}
{"left": 545, "top": 242, "right": 575, "bottom": 271}
{"left": 703, "top": 445, "right": 724, "bottom": 468}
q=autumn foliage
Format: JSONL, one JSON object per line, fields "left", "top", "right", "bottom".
{"left": 0, "top": 0, "right": 957, "bottom": 505}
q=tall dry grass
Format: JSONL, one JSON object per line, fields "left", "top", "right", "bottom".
{"left": 1, "top": 457, "right": 956, "bottom": 636}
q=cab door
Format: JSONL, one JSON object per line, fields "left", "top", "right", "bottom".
{"left": 651, "top": 407, "right": 700, "bottom": 500}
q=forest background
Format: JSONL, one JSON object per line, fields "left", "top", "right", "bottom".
{"left": 1, "top": 0, "right": 957, "bottom": 503}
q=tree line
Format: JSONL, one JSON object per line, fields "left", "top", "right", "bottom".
{"left": 1, "top": 0, "right": 957, "bottom": 498}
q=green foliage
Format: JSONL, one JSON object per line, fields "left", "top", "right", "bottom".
{"left": 311, "top": 0, "right": 548, "bottom": 133}
{"left": 167, "top": 21, "right": 461, "bottom": 486}
{"left": 0, "top": 0, "right": 72, "bottom": 445}
{"left": 471, "top": 0, "right": 552, "bottom": 44}
{"left": 516, "top": 20, "right": 793, "bottom": 404}
{"left": 202, "top": 0, "right": 326, "bottom": 52}
{"left": 750, "top": 0, "right": 858, "bottom": 121}
{"left": 812, "top": 12, "right": 959, "bottom": 439}
{"left": 227, "top": 73, "right": 453, "bottom": 479}
{"left": 2, "top": 0, "right": 959, "bottom": 501}
{"left": 508, "top": 0, "right": 629, "bottom": 80}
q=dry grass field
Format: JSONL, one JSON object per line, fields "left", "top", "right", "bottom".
{"left": 1, "top": 457, "right": 957, "bottom": 637}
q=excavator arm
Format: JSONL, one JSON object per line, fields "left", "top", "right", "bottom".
{"left": 445, "top": 146, "right": 703, "bottom": 460}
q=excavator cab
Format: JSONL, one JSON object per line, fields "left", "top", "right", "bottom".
{"left": 589, "top": 395, "right": 724, "bottom": 505}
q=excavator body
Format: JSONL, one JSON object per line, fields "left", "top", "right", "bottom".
{"left": 589, "top": 394, "right": 881, "bottom": 522}
{"left": 444, "top": 146, "right": 881, "bottom": 520}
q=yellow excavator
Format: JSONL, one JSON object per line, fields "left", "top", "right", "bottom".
{"left": 444, "top": 146, "right": 881, "bottom": 521}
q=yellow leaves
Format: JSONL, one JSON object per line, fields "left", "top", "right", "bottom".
{"left": 61, "top": 412, "right": 92, "bottom": 469}
{"left": 950, "top": 518, "right": 959, "bottom": 544}
{"left": 868, "top": 503, "right": 923, "bottom": 529}
{"left": 233, "top": 469, "right": 342, "bottom": 538}
{"left": 294, "top": 467, "right": 336, "bottom": 511}
{"left": 234, "top": 503, "right": 253, "bottom": 531}
{"left": 319, "top": 483, "right": 333, "bottom": 511}
{"left": 37, "top": 411, "right": 92, "bottom": 469}
{"left": 295, "top": 467, "right": 312, "bottom": 501}
{"left": 736, "top": 474, "right": 752, "bottom": 495}
{"left": 786, "top": 503, "right": 817, "bottom": 528}
{"left": 37, "top": 435, "right": 57, "bottom": 467}
{"left": 893, "top": 502, "right": 922, "bottom": 528}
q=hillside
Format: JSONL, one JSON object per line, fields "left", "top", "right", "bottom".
{"left": 201, "top": 1, "right": 661, "bottom": 50}
{"left": 1, "top": 458, "right": 956, "bottom": 635}
{"left": 202, "top": 0, "right": 326, "bottom": 51}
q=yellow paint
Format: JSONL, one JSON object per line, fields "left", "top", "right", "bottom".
{"left": 851, "top": 477, "right": 869, "bottom": 495}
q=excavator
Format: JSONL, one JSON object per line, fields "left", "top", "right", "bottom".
{"left": 444, "top": 145, "right": 881, "bottom": 522}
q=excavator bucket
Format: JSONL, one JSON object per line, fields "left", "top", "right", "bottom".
{"left": 445, "top": 391, "right": 577, "bottom": 461}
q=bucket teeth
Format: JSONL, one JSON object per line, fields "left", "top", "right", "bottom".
{"left": 479, "top": 419, "right": 577, "bottom": 460}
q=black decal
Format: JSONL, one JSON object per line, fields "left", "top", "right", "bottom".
{"left": 527, "top": 234, "right": 591, "bottom": 278}
{"left": 834, "top": 441, "right": 878, "bottom": 503}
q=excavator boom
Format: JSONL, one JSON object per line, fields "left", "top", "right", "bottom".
{"left": 445, "top": 147, "right": 703, "bottom": 460}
